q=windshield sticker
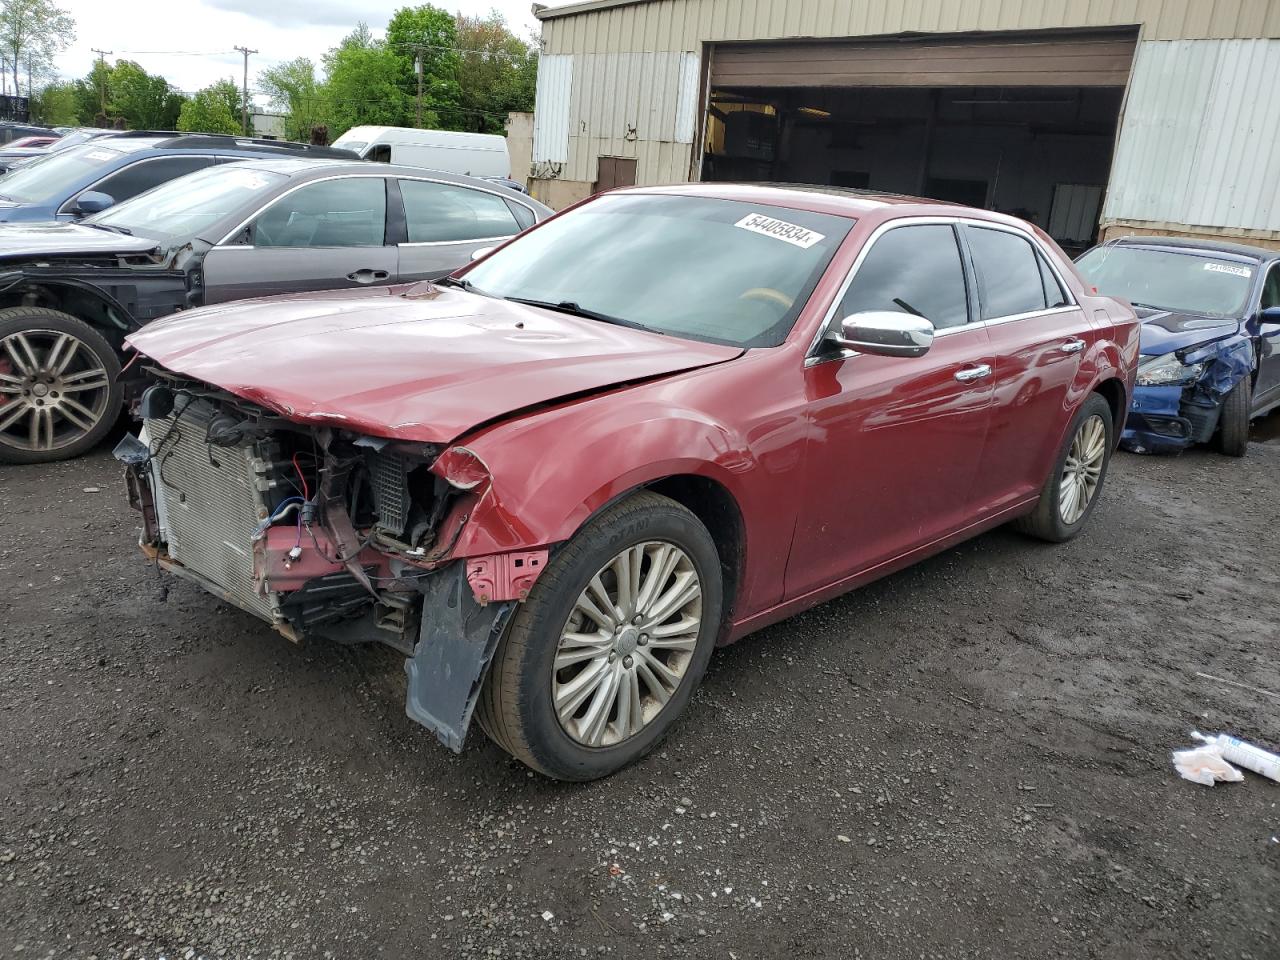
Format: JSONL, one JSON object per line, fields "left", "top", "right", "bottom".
{"left": 734, "top": 213, "right": 825, "bottom": 249}
{"left": 84, "top": 149, "right": 117, "bottom": 162}
{"left": 1205, "top": 262, "right": 1252, "bottom": 278}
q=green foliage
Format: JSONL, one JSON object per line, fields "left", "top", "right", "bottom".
{"left": 28, "top": 78, "right": 76, "bottom": 124}
{"left": 177, "top": 83, "right": 241, "bottom": 135}
{"left": 258, "top": 57, "right": 323, "bottom": 142}
{"left": 321, "top": 22, "right": 415, "bottom": 132}
{"left": 107, "top": 60, "right": 184, "bottom": 130}
{"left": 453, "top": 12, "right": 537, "bottom": 133}
{"left": 385, "top": 4, "right": 459, "bottom": 126}
{"left": 0, "top": 0, "right": 74, "bottom": 96}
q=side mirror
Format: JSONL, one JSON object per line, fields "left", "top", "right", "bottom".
{"left": 830, "top": 310, "right": 935, "bottom": 358}
{"left": 72, "top": 190, "right": 114, "bottom": 216}
{"left": 470, "top": 245, "right": 497, "bottom": 262}
{"left": 1261, "top": 306, "right": 1280, "bottom": 326}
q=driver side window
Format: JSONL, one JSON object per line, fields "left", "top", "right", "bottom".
{"left": 253, "top": 177, "right": 387, "bottom": 248}
{"left": 1262, "top": 263, "right": 1280, "bottom": 310}
{"left": 838, "top": 224, "right": 970, "bottom": 330}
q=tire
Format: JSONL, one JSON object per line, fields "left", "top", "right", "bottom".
{"left": 1214, "top": 377, "right": 1251, "bottom": 458}
{"left": 475, "top": 491, "right": 722, "bottom": 781}
{"left": 0, "top": 307, "right": 121, "bottom": 464}
{"left": 1014, "top": 393, "right": 1115, "bottom": 543}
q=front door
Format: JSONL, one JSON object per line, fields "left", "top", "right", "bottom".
{"left": 960, "top": 224, "right": 1093, "bottom": 515}
{"left": 202, "top": 176, "right": 396, "bottom": 304}
{"left": 785, "top": 222, "right": 996, "bottom": 601}
{"left": 1252, "top": 261, "right": 1280, "bottom": 407}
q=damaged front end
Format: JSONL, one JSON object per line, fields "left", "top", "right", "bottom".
{"left": 114, "top": 373, "right": 546, "bottom": 752}
{"left": 1121, "top": 335, "right": 1253, "bottom": 454}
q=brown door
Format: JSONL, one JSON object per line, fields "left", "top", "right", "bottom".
{"left": 594, "top": 156, "right": 637, "bottom": 194}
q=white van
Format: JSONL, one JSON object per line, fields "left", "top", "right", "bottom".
{"left": 332, "top": 126, "right": 510, "bottom": 179}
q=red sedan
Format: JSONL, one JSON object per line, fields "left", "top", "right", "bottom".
{"left": 118, "top": 184, "right": 1139, "bottom": 780}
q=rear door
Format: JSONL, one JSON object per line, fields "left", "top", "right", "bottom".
{"left": 393, "top": 177, "right": 531, "bottom": 281}
{"left": 202, "top": 175, "right": 396, "bottom": 303}
{"left": 960, "top": 223, "right": 1095, "bottom": 516}
{"left": 1252, "top": 260, "right": 1280, "bottom": 408}
{"left": 784, "top": 221, "right": 996, "bottom": 600}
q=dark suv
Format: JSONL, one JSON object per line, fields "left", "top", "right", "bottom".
{"left": 0, "top": 157, "right": 551, "bottom": 463}
{"left": 0, "top": 131, "right": 356, "bottom": 223}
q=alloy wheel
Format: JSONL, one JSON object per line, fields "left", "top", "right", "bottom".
{"left": 552, "top": 541, "right": 702, "bottom": 747}
{"left": 1059, "top": 414, "right": 1107, "bottom": 524}
{"left": 0, "top": 329, "right": 112, "bottom": 454}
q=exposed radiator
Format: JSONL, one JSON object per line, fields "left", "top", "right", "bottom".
{"left": 369, "top": 451, "right": 410, "bottom": 538}
{"left": 146, "top": 398, "right": 276, "bottom": 622}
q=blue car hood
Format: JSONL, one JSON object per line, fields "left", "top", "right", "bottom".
{"left": 1136, "top": 307, "right": 1239, "bottom": 356}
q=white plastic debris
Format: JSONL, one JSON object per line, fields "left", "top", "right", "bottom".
{"left": 1191, "top": 731, "right": 1280, "bottom": 783}
{"left": 540, "top": 910, "right": 555, "bottom": 922}
{"left": 1171, "top": 744, "right": 1244, "bottom": 786}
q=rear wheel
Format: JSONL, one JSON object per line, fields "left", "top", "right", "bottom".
{"left": 0, "top": 308, "right": 120, "bottom": 464}
{"left": 476, "top": 491, "right": 721, "bottom": 781}
{"left": 1014, "top": 393, "right": 1114, "bottom": 543}
{"left": 1215, "top": 377, "right": 1251, "bottom": 458}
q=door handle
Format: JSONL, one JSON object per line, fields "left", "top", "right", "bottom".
{"left": 347, "top": 269, "right": 390, "bottom": 283}
{"left": 1060, "top": 338, "right": 1086, "bottom": 354}
{"left": 954, "top": 364, "right": 992, "bottom": 383}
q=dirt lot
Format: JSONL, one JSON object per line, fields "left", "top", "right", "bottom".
{"left": 2, "top": 422, "right": 1278, "bottom": 960}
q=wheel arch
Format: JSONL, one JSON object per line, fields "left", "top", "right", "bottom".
{"left": 0, "top": 277, "right": 136, "bottom": 346}
{"left": 1091, "top": 376, "right": 1128, "bottom": 439}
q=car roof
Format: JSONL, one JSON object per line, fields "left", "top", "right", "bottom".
{"left": 619, "top": 181, "right": 1031, "bottom": 228}
{"left": 1106, "top": 234, "right": 1280, "bottom": 263}
{"left": 82, "top": 132, "right": 358, "bottom": 161}
{"left": 230, "top": 157, "right": 542, "bottom": 192}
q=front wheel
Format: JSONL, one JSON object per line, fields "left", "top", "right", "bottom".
{"left": 0, "top": 308, "right": 121, "bottom": 464}
{"left": 476, "top": 491, "right": 722, "bottom": 781}
{"left": 1215, "top": 377, "right": 1251, "bottom": 458}
{"left": 1014, "top": 393, "right": 1115, "bottom": 543}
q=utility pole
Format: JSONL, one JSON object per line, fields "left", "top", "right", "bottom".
{"left": 234, "top": 45, "right": 257, "bottom": 136}
{"left": 415, "top": 51, "right": 423, "bottom": 128}
{"left": 90, "top": 49, "right": 112, "bottom": 114}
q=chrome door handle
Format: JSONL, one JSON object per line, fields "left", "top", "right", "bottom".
{"left": 347, "top": 269, "right": 390, "bottom": 283}
{"left": 1060, "top": 338, "right": 1086, "bottom": 354}
{"left": 954, "top": 364, "right": 992, "bottom": 383}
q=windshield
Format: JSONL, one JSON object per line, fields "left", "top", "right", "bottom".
{"left": 333, "top": 139, "right": 366, "bottom": 152}
{"left": 49, "top": 131, "right": 100, "bottom": 152}
{"left": 0, "top": 143, "right": 125, "bottom": 203}
{"left": 462, "top": 193, "right": 853, "bottom": 347}
{"left": 1076, "top": 245, "right": 1255, "bottom": 319}
{"left": 90, "top": 165, "right": 288, "bottom": 241}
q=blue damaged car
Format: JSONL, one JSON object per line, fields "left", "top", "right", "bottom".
{"left": 1076, "top": 237, "right": 1280, "bottom": 457}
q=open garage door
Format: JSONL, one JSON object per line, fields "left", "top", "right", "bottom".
{"left": 701, "top": 29, "right": 1137, "bottom": 253}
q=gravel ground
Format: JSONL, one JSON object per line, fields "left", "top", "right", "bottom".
{"left": 2, "top": 420, "right": 1279, "bottom": 960}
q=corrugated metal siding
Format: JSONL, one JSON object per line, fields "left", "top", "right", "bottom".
{"left": 1104, "top": 39, "right": 1280, "bottom": 232}
{"left": 542, "top": 0, "right": 1280, "bottom": 55}
{"left": 533, "top": 54, "right": 574, "bottom": 164}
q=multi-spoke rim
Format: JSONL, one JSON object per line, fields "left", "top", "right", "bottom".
{"left": 552, "top": 541, "right": 702, "bottom": 748}
{"left": 0, "top": 328, "right": 112, "bottom": 453}
{"left": 1059, "top": 414, "right": 1107, "bottom": 524}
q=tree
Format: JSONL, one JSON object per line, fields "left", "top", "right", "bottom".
{"left": 321, "top": 23, "right": 412, "bottom": 134}
{"left": 28, "top": 78, "right": 76, "bottom": 124}
{"left": 177, "top": 82, "right": 240, "bottom": 135}
{"left": 454, "top": 12, "right": 537, "bottom": 133}
{"left": 259, "top": 56, "right": 324, "bottom": 142}
{"left": 0, "top": 0, "right": 73, "bottom": 97}
{"left": 385, "top": 4, "right": 460, "bottom": 128}
{"left": 108, "top": 60, "right": 184, "bottom": 130}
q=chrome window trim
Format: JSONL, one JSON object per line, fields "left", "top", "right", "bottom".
{"left": 216, "top": 171, "right": 538, "bottom": 248}
{"left": 805, "top": 215, "right": 1080, "bottom": 368}
{"left": 398, "top": 235, "right": 513, "bottom": 248}
{"left": 58, "top": 153, "right": 220, "bottom": 216}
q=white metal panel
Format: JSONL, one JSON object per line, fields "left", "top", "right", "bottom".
{"left": 1049, "top": 183, "right": 1105, "bottom": 243}
{"left": 674, "top": 52, "right": 701, "bottom": 144}
{"left": 533, "top": 54, "right": 574, "bottom": 164}
{"left": 1104, "top": 39, "right": 1280, "bottom": 232}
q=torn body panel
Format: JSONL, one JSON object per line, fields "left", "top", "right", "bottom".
{"left": 1122, "top": 334, "right": 1253, "bottom": 453}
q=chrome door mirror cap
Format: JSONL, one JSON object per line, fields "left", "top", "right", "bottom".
{"left": 832, "top": 311, "right": 935, "bottom": 358}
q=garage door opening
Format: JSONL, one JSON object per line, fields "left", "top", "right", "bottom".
{"left": 699, "top": 30, "right": 1135, "bottom": 254}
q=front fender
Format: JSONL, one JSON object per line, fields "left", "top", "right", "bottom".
{"left": 439, "top": 398, "right": 757, "bottom": 558}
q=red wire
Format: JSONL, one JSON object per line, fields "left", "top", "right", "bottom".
{"left": 292, "top": 452, "right": 309, "bottom": 501}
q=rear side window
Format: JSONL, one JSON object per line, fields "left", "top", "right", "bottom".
{"left": 838, "top": 224, "right": 970, "bottom": 330}
{"left": 253, "top": 177, "right": 387, "bottom": 248}
{"left": 399, "top": 179, "right": 521, "bottom": 243}
{"left": 967, "top": 226, "right": 1050, "bottom": 319}
{"left": 91, "top": 156, "right": 216, "bottom": 205}
{"left": 1038, "top": 252, "right": 1070, "bottom": 308}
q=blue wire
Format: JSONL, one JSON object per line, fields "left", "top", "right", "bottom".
{"left": 269, "top": 496, "right": 305, "bottom": 520}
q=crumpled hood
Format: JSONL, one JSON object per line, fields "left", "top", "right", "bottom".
{"left": 127, "top": 283, "right": 743, "bottom": 444}
{"left": 1136, "top": 307, "right": 1240, "bottom": 356}
{"left": 0, "top": 220, "right": 161, "bottom": 258}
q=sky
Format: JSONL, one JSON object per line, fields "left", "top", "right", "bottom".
{"left": 48, "top": 0, "right": 573, "bottom": 103}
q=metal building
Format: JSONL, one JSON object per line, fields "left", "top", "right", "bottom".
{"left": 530, "top": 0, "right": 1280, "bottom": 251}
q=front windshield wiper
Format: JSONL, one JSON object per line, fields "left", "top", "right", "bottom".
{"left": 434, "top": 275, "right": 473, "bottom": 291}
{"left": 83, "top": 221, "right": 132, "bottom": 236}
{"left": 503, "top": 297, "right": 662, "bottom": 334}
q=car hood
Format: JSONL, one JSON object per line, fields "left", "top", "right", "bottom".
{"left": 1136, "top": 307, "right": 1241, "bottom": 356}
{"left": 0, "top": 220, "right": 161, "bottom": 258}
{"left": 127, "top": 283, "right": 744, "bottom": 444}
